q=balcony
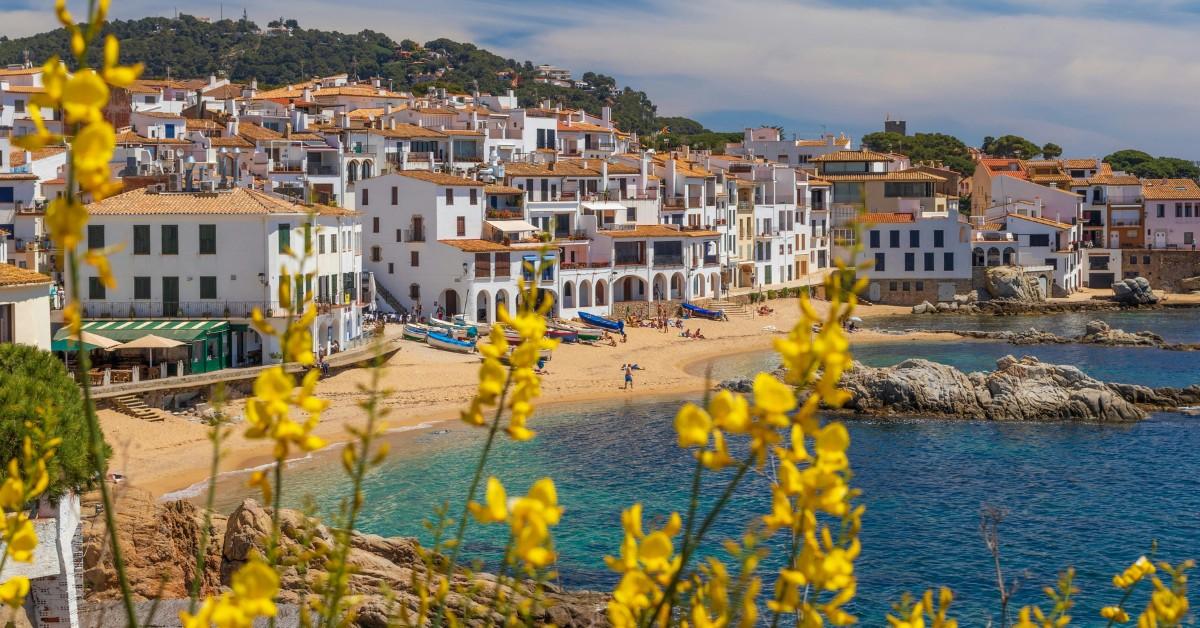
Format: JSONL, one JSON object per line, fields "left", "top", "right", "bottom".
{"left": 486, "top": 209, "right": 523, "bottom": 219}
{"left": 653, "top": 255, "right": 684, "bottom": 268}
{"left": 404, "top": 227, "right": 426, "bottom": 242}
{"left": 80, "top": 301, "right": 278, "bottom": 319}
{"left": 1110, "top": 219, "right": 1142, "bottom": 227}
{"left": 737, "top": 201, "right": 753, "bottom": 210}
{"left": 560, "top": 261, "right": 611, "bottom": 270}
{"left": 307, "top": 163, "right": 339, "bottom": 176}
{"left": 270, "top": 161, "right": 304, "bottom": 173}
{"left": 345, "top": 144, "right": 379, "bottom": 155}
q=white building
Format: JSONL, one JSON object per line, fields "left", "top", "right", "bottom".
{"left": 725, "top": 128, "right": 853, "bottom": 167}
{"left": 0, "top": 263, "right": 51, "bottom": 349}
{"left": 65, "top": 187, "right": 364, "bottom": 369}
{"left": 972, "top": 213, "right": 1082, "bottom": 296}
{"left": 861, "top": 211, "right": 973, "bottom": 305}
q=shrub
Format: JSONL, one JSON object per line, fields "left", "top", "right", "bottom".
{"left": 0, "top": 343, "right": 104, "bottom": 497}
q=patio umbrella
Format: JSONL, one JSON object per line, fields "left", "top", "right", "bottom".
{"left": 114, "top": 334, "right": 184, "bottom": 368}
{"left": 54, "top": 330, "right": 120, "bottom": 373}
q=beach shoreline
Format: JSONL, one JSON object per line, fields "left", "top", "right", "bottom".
{"left": 99, "top": 299, "right": 955, "bottom": 499}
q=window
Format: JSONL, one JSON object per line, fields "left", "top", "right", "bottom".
{"left": 884, "top": 182, "right": 932, "bottom": 197}
{"left": 904, "top": 253, "right": 915, "bottom": 271}
{"left": 1044, "top": 258, "right": 1058, "bottom": 270}
{"left": 1029, "top": 234, "right": 1050, "bottom": 247}
{"left": 319, "top": 233, "right": 326, "bottom": 254}
{"left": 361, "top": 188, "right": 369, "bottom": 206}
{"left": 934, "top": 230, "right": 944, "bottom": 248}
{"left": 395, "top": 228, "right": 402, "bottom": 243}
{"left": 457, "top": 216, "right": 466, "bottom": 237}
{"left": 1186, "top": 232, "right": 1195, "bottom": 245}
{"left": 88, "top": 277, "right": 106, "bottom": 299}
{"left": 889, "top": 230, "right": 900, "bottom": 248}
{"left": 1176, "top": 203, "right": 1183, "bottom": 218}
{"left": 889, "top": 281, "right": 898, "bottom": 291}
{"left": 275, "top": 224, "right": 289, "bottom": 253}
{"left": 372, "top": 217, "right": 380, "bottom": 233}
{"left": 409, "top": 284, "right": 420, "bottom": 300}
{"left": 134, "top": 276, "right": 151, "bottom": 300}
{"left": 162, "top": 225, "right": 179, "bottom": 254}
{"left": 411, "top": 251, "right": 419, "bottom": 267}
{"left": 873, "top": 253, "right": 885, "bottom": 272}
{"left": 909, "top": 230, "right": 920, "bottom": 248}
{"left": 915, "top": 281, "right": 924, "bottom": 292}
{"left": 391, "top": 186, "right": 398, "bottom": 205}
{"left": 445, "top": 188, "right": 454, "bottom": 205}
{"left": 13, "top": 100, "right": 24, "bottom": 114}
{"left": 831, "top": 182, "right": 862, "bottom": 203}
{"left": 370, "top": 246, "right": 382, "bottom": 262}
{"left": 1158, "top": 204, "right": 1166, "bottom": 218}
{"left": 330, "top": 233, "right": 337, "bottom": 252}
{"left": 199, "top": 276, "right": 217, "bottom": 299}
{"left": 944, "top": 252, "right": 955, "bottom": 271}
{"left": 1129, "top": 255, "right": 1138, "bottom": 265}
{"left": 0, "top": 188, "right": 13, "bottom": 203}
{"left": 199, "top": 224, "right": 217, "bottom": 254}
{"left": 133, "top": 225, "right": 150, "bottom": 255}
{"left": 869, "top": 230, "right": 880, "bottom": 248}
{"left": 470, "top": 188, "right": 478, "bottom": 205}
{"left": 87, "top": 224, "right": 104, "bottom": 249}
{"left": 902, "top": 282, "right": 911, "bottom": 291}
{"left": 924, "top": 252, "right": 934, "bottom": 271}
{"left": 1143, "top": 255, "right": 1150, "bottom": 265}
{"left": 388, "top": 262, "right": 394, "bottom": 274}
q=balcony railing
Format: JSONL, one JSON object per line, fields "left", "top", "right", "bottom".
{"left": 80, "top": 300, "right": 278, "bottom": 319}
{"left": 405, "top": 227, "right": 426, "bottom": 242}
{"left": 560, "top": 261, "right": 611, "bottom": 270}
{"left": 345, "top": 144, "right": 379, "bottom": 155}
{"left": 653, "top": 255, "right": 684, "bottom": 267}
{"left": 307, "top": 164, "right": 338, "bottom": 176}
{"left": 737, "top": 201, "right": 753, "bottom": 210}
{"left": 614, "top": 256, "right": 646, "bottom": 266}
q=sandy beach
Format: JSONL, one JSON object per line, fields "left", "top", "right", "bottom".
{"left": 94, "top": 298, "right": 957, "bottom": 498}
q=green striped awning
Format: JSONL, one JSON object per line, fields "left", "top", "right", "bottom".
{"left": 53, "top": 320, "right": 229, "bottom": 343}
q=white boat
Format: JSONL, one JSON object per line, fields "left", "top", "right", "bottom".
{"left": 426, "top": 331, "right": 476, "bottom": 354}
{"left": 452, "top": 314, "right": 492, "bottom": 334}
{"left": 428, "top": 318, "right": 476, "bottom": 340}
{"left": 402, "top": 324, "right": 432, "bottom": 341}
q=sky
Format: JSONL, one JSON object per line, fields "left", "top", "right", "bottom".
{"left": 4, "top": 0, "right": 1200, "bottom": 158}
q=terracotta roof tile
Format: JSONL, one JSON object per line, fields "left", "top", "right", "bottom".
{"left": 0, "top": 173, "right": 38, "bottom": 181}
{"left": 863, "top": 212, "right": 915, "bottom": 224}
{"left": 87, "top": 187, "right": 312, "bottom": 215}
{"left": 1006, "top": 213, "right": 1072, "bottom": 230}
{"left": 370, "top": 124, "right": 445, "bottom": 139}
{"left": 485, "top": 184, "right": 524, "bottom": 195}
{"left": 0, "top": 264, "right": 52, "bottom": 287}
{"left": 438, "top": 239, "right": 510, "bottom": 252}
{"left": 603, "top": 225, "right": 719, "bottom": 238}
{"left": 238, "top": 122, "right": 283, "bottom": 142}
{"left": 395, "top": 171, "right": 484, "bottom": 186}
{"left": 133, "top": 111, "right": 185, "bottom": 119}
{"left": 1142, "top": 178, "right": 1200, "bottom": 200}
{"left": 820, "top": 171, "right": 945, "bottom": 183}
{"left": 1063, "top": 159, "right": 1102, "bottom": 169}
{"left": 811, "top": 149, "right": 893, "bottom": 162}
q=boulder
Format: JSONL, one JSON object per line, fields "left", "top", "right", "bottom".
{"left": 1111, "top": 277, "right": 1159, "bottom": 305}
{"left": 839, "top": 356, "right": 1146, "bottom": 422}
{"left": 1180, "top": 276, "right": 1200, "bottom": 293}
{"left": 983, "top": 266, "right": 1045, "bottom": 302}
{"left": 911, "top": 300, "right": 935, "bottom": 314}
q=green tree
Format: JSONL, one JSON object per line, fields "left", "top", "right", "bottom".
{"left": 1041, "top": 142, "right": 1063, "bottom": 159}
{"left": 861, "top": 131, "right": 974, "bottom": 176}
{"left": 1103, "top": 150, "right": 1199, "bottom": 180}
{"left": 986, "top": 134, "right": 1041, "bottom": 159}
{"left": 0, "top": 344, "right": 103, "bottom": 497}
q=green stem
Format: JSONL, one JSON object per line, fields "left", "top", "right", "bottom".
{"left": 769, "top": 503, "right": 806, "bottom": 628}
{"left": 434, "top": 370, "right": 514, "bottom": 626}
{"left": 681, "top": 456, "right": 704, "bottom": 549}
{"left": 70, "top": 248, "right": 138, "bottom": 628}
{"left": 320, "top": 348, "right": 385, "bottom": 628}
{"left": 188, "top": 405, "right": 225, "bottom": 612}
{"left": 647, "top": 454, "right": 754, "bottom": 624}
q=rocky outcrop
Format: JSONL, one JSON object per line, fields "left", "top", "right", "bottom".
{"left": 1180, "top": 276, "right": 1200, "bottom": 293}
{"left": 984, "top": 266, "right": 1045, "bottom": 302}
{"left": 1112, "top": 277, "right": 1159, "bottom": 305}
{"left": 85, "top": 493, "right": 607, "bottom": 627}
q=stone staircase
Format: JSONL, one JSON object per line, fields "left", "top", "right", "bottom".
{"left": 111, "top": 394, "right": 163, "bottom": 422}
{"left": 704, "top": 299, "right": 751, "bottom": 319}
{"left": 374, "top": 282, "right": 404, "bottom": 314}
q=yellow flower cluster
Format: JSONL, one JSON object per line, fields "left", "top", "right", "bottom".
{"left": 462, "top": 255, "right": 558, "bottom": 441}
{"left": 604, "top": 504, "right": 684, "bottom": 626}
{"left": 1014, "top": 568, "right": 1076, "bottom": 628}
{"left": 1114, "top": 556, "right": 1156, "bottom": 589}
{"left": 1135, "top": 560, "right": 1193, "bottom": 627}
{"left": 887, "top": 588, "right": 959, "bottom": 628}
{"left": 0, "top": 425, "right": 61, "bottom": 609}
{"left": 179, "top": 558, "right": 279, "bottom": 628}
{"left": 244, "top": 366, "right": 328, "bottom": 461}
{"left": 467, "top": 477, "right": 562, "bottom": 570}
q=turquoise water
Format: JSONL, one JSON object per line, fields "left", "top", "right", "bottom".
{"left": 244, "top": 310, "right": 1200, "bottom": 625}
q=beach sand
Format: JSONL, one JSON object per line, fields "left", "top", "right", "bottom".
{"left": 99, "top": 298, "right": 951, "bottom": 498}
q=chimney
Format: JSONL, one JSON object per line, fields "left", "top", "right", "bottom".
{"left": 284, "top": 122, "right": 292, "bottom": 138}
{"left": 339, "top": 112, "right": 350, "bottom": 129}
{"left": 601, "top": 106, "right": 611, "bottom": 125}
{"left": 226, "top": 117, "right": 239, "bottom": 136}
{"left": 249, "top": 77, "right": 258, "bottom": 95}
{"left": 372, "top": 77, "right": 381, "bottom": 88}
{"left": 302, "top": 87, "right": 312, "bottom": 102}
{"left": 208, "top": 74, "right": 216, "bottom": 86}
{"left": 506, "top": 88, "right": 514, "bottom": 99}
{"left": 600, "top": 160, "right": 608, "bottom": 193}
{"left": 384, "top": 103, "right": 392, "bottom": 116}
{"left": 225, "top": 98, "right": 236, "bottom": 115}
{"left": 1095, "top": 157, "right": 1103, "bottom": 171}
{"left": 389, "top": 118, "right": 396, "bottom": 130}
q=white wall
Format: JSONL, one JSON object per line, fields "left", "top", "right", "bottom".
{"left": 1, "top": 282, "right": 50, "bottom": 349}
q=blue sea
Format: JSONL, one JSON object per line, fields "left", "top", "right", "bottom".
{"left": 222, "top": 311, "right": 1200, "bottom": 625}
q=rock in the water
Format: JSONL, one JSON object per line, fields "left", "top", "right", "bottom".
{"left": 1111, "top": 277, "right": 1159, "bottom": 305}
{"left": 911, "top": 300, "right": 935, "bottom": 314}
{"left": 983, "top": 266, "right": 1045, "bottom": 302}
{"left": 1180, "top": 276, "right": 1200, "bottom": 293}
{"left": 839, "top": 356, "right": 1146, "bottom": 422}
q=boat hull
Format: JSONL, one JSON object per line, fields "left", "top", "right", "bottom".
{"left": 402, "top": 324, "right": 430, "bottom": 341}
{"left": 682, "top": 303, "right": 725, "bottom": 320}
{"left": 426, "top": 331, "right": 476, "bottom": 354}
{"left": 578, "top": 311, "right": 624, "bottom": 332}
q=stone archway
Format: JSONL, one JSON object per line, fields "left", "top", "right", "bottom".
{"left": 475, "top": 289, "right": 491, "bottom": 322}
{"left": 595, "top": 279, "right": 607, "bottom": 306}
{"left": 710, "top": 273, "right": 721, "bottom": 297}
{"left": 440, "top": 289, "right": 461, "bottom": 317}
{"left": 614, "top": 276, "right": 647, "bottom": 302}
{"left": 563, "top": 281, "right": 576, "bottom": 309}
{"left": 652, "top": 273, "right": 668, "bottom": 302}
{"left": 1002, "top": 247, "right": 1016, "bottom": 265}
{"left": 579, "top": 280, "right": 591, "bottom": 307}
{"left": 670, "top": 272, "right": 685, "bottom": 300}
{"left": 986, "top": 247, "right": 1001, "bottom": 266}
{"left": 495, "top": 289, "right": 510, "bottom": 318}
{"left": 973, "top": 247, "right": 985, "bottom": 267}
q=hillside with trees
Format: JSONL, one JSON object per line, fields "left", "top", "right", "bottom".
{"left": 0, "top": 15, "right": 705, "bottom": 138}
{"left": 860, "top": 132, "right": 975, "bottom": 175}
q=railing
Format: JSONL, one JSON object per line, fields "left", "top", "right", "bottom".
{"left": 737, "top": 201, "right": 753, "bottom": 210}
{"left": 270, "top": 163, "right": 304, "bottom": 173}
{"left": 307, "top": 164, "right": 338, "bottom": 176}
{"left": 614, "top": 256, "right": 646, "bottom": 266}
{"left": 663, "top": 197, "right": 686, "bottom": 209}
{"left": 688, "top": 197, "right": 701, "bottom": 209}
{"left": 560, "top": 261, "right": 611, "bottom": 270}
{"left": 653, "top": 255, "right": 684, "bottom": 267}
{"left": 405, "top": 227, "right": 426, "bottom": 242}
{"left": 345, "top": 144, "right": 379, "bottom": 155}
{"left": 1111, "top": 219, "right": 1141, "bottom": 227}
{"left": 79, "top": 300, "right": 278, "bottom": 319}
{"left": 486, "top": 210, "right": 523, "bottom": 219}
{"left": 703, "top": 256, "right": 719, "bottom": 266}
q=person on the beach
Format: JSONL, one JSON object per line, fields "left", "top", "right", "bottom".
{"left": 623, "top": 364, "right": 634, "bottom": 390}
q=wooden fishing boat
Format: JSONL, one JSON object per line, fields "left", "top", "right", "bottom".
{"left": 578, "top": 311, "right": 624, "bottom": 332}
{"left": 428, "top": 317, "right": 477, "bottom": 340}
{"left": 402, "top": 323, "right": 431, "bottom": 341}
{"left": 425, "top": 331, "right": 476, "bottom": 354}
{"left": 682, "top": 302, "right": 726, "bottom": 320}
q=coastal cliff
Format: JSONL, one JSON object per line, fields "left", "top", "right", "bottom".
{"left": 82, "top": 491, "right": 607, "bottom": 627}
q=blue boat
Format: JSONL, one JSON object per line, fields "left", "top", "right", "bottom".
{"left": 682, "top": 302, "right": 726, "bottom": 321}
{"left": 425, "top": 331, "right": 476, "bottom": 354}
{"left": 578, "top": 311, "right": 624, "bottom": 332}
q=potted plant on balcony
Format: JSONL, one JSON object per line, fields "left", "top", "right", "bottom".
{"left": 223, "top": 305, "right": 232, "bottom": 318}
{"left": 128, "top": 304, "right": 137, "bottom": 319}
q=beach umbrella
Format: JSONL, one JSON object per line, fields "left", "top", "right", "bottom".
{"left": 114, "top": 334, "right": 184, "bottom": 368}
{"left": 848, "top": 316, "right": 864, "bottom": 323}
